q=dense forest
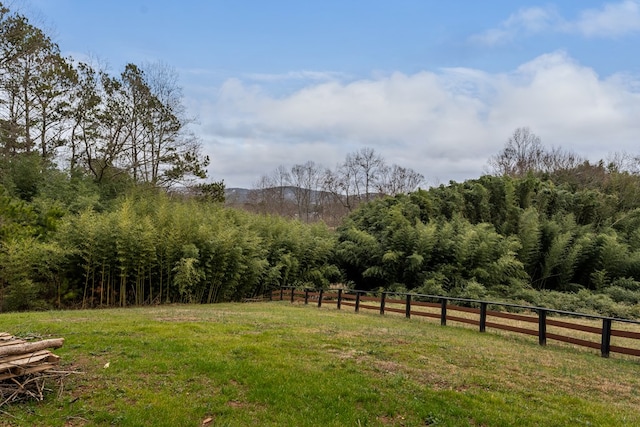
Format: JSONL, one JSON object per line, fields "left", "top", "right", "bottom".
{"left": 3, "top": 3, "right": 640, "bottom": 318}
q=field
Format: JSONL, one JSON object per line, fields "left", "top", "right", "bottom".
{"left": 1, "top": 302, "right": 640, "bottom": 426}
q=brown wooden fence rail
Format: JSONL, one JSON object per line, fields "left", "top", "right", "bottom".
{"left": 270, "top": 287, "right": 640, "bottom": 359}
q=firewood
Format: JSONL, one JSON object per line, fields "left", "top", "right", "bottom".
{"left": 0, "top": 350, "right": 52, "bottom": 371}
{"left": 0, "top": 363, "right": 59, "bottom": 381}
{"left": 0, "top": 333, "right": 69, "bottom": 407}
{"left": 0, "top": 338, "right": 64, "bottom": 357}
{"left": 0, "top": 337, "right": 26, "bottom": 348}
{"left": 0, "top": 350, "right": 50, "bottom": 365}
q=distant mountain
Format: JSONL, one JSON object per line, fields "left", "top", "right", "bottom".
{"left": 225, "top": 188, "right": 252, "bottom": 204}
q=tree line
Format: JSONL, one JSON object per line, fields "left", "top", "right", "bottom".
{"left": 238, "top": 147, "right": 424, "bottom": 226}
{"left": 0, "top": 3, "right": 210, "bottom": 193}
{"left": 5, "top": 122, "right": 640, "bottom": 317}
{"left": 6, "top": 166, "right": 640, "bottom": 317}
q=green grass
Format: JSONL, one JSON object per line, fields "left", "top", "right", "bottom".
{"left": 1, "top": 302, "right": 640, "bottom": 426}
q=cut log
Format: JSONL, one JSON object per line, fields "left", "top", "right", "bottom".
{"left": 0, "top": 339, "right": 26, "bottom": 348}
{"left": 0, "top": 338, "right": 64, "bottom": 357}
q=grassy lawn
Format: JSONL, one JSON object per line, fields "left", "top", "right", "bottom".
{"left": 1, "top": 301, "right": 640, "bottom": 426}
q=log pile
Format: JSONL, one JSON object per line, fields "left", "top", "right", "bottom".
{"left": 0, "top": 333, "right": 65, "bottom": 406}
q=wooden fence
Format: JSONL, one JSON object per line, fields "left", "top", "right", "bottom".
{"left": 271, "top": 287, "right": 640, "bottom": 359}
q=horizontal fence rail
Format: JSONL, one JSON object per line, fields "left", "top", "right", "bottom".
{"left": 270, "top": 287, "right": 640, "bottom": 359}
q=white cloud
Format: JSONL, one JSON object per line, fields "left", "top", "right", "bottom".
{"left": 242, "top": 71, "right": 349, "bottom": 82}
{"left": 489, "top": 52, "right": 640, "bottom": 154}
{"left": 506, "top": 6, "right": 559, "bottom": 32}
{"left": 470, "top": 1, "right": 640, "bottom": 45}
{"left": 194, "top": 52, "right": 640, "bottom": 188}
{"left": 469, "top": 28, "right": 513, "bottom": 46}
{"left": 572, "top": 0, "right": 640, "bottom": 37}
{"left": 469, "top": 6, "right": 560, "bottom": 46}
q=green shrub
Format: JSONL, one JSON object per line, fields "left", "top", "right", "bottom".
{"left": 604, "top": 286, "right": 640, "bottom": 304}
{"left": 1, "top": 279, "right": 49, "bottom": 312}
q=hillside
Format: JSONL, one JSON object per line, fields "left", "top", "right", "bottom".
{"left": 225, "top": 186, "right": 331, "bottom": 204}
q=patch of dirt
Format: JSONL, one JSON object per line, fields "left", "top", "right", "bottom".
{"left": 64, "top": 418, "right": 90, "bottom": 427}
{"left": 372, "top": 360, "right": 404, "bottom": 374}
{"left": 226, "top": 400, "right": 247, "bottom": 408}
{"left": 377, "top": 414, "right": 407, "bottom": 425}
{"left": 326, "top": 348, "right": 366, "bottom": 360}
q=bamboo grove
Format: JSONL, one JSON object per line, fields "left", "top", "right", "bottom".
{"left": 336, "top": 171, "right": 640, "bottom": 318}
{"left": 5, "top": 166, "right": 640, "bottom": 318}
{"left": 0, "top": 187, "right": 340, "bottom": 310}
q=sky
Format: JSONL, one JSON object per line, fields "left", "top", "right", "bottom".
{"left": 11, "top": 0, "right": 640, "bottom": 188}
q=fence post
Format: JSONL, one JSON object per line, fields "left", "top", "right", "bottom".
{"left": 337, "top": 289, "right": 342, "bottom": 309}
{"left": 355, "top": 292, "right": 361, "bottom": 313}
{"left": 440, "top": 298, "right": 447, "bottom": 326}
{"left": 479, "top": 302, "right": 487, "bottom": 332}
{"left": 601, "top": 318, "right": 612, "bottom": 358}
{"left": 318, "top": 289, "right": 324, "bottom": 308}
{"left": 290, "top": 288, "right": 295, "bottom": 303}
{"left": 280, "top": 287, "right": 284, "bottom": 301}
{"left": 304, "top": 289, "right": 309, "bottom": 305}
{"left": 380, "top": 292, "right": 386, "bottom": 315}
{"left": 406, "top": 294, "right": 412, "bottom": 318}
{"left": 538, "top": 309, "right": 547, "bottom": 346}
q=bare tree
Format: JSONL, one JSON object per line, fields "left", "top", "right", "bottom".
{"left": 320, "top": 167, "right": 350, "bottom": 223}
{"left": 324, "top": 154, "right": 362, "bottom": 212}
{"left": 489, "top": 127, "right": 588, "bottom": 179}
{"left": 488, "top": 127, "right": 545, "bottom": 177}
{"left": 249, "top": 165, "right": 293, "bottom": 217}
{"left": 377, "top": 164, "right": 424, "bottom": 196}
{"left": 272, "top": 164, "right": 292, "bottom": 216}
{"left": 288, "top": 161, "right": 322, "bottom": 222}
{"left": 540, "top": 146, "right": 583, "bottom": 174}
{"left": 354, "top": 147, "right": 385, "bottom": 202}
{"left": 322, "top": 147, "right": 388, "bottom": 211}
{"left": 606, "top": 151, "right": 640, "bottom": 175}
{"left": 250, "top": 147, "right": 423, "bottom": 222}
{"left": 248, "top": 174, "right": 274, "bottom": 215}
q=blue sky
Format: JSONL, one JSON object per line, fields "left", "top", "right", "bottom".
{"left": 15, "top": 0, "right": 640, "bottom": 187}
